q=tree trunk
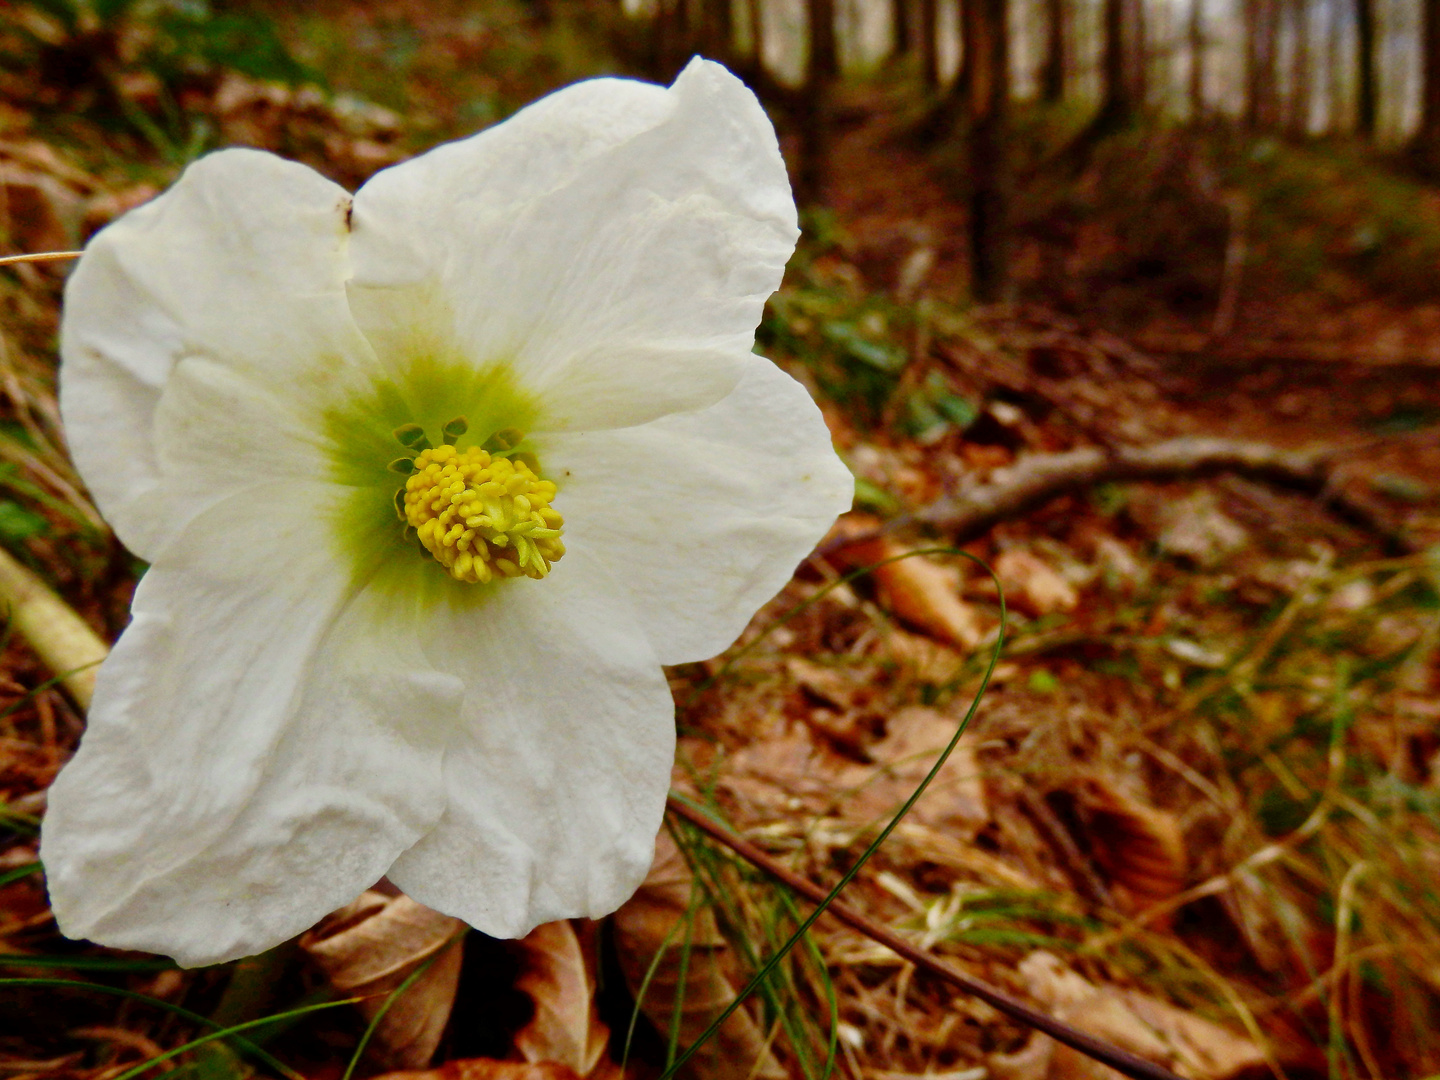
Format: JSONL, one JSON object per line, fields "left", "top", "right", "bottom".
{"left": 1090, "top": 0, "right": 1137, "bottom": 131}
{"left": 1355, "top": 0, "right": 1376, "bottom": 137}
{"left": 797, "top": 0, "right": 837, "bottom": 205}
{"left": 893, "top": 0, "right": 913, "bottom": 56}
{"left": 809, "top": 0, "right": 839, "bottom": 80}
{"left": 1040, "top": 0, "right": 1067, "bottom": 101}
{"left": 1286, "top": 0, "right": 1311, "bottom": 133}
{"left": 1243, "top": 0, "right": 1279, "bottom": 127}
{"left": 700, "top": 0, "right": 733, "bottom": 62}
{"left": 968, "top": 0, "right": 1010, "bottom": 301}
{"left": 1188, "top": 0, "right": 1205, "bottom": 119}
{"left": 1127, "top": 0, "right": 1148, "bottom": 111}
{"left": 1411, "top": 0, "right": 1440, "bottom": 170}
{"left": 920, "top": 0, "right": 941, "bottom": 91}
{"left": 655, "top": 0, "right": 694, "bottom": 80}
{"left": 1326, "top": 0, "right": 1346, "bottom": 131}
{"left": 742, "top": 0, "right": 763, "bottom": 63}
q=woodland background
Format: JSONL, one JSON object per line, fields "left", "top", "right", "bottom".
{"left": 2, "top": 1, "right": 1440, "bottom": 1079}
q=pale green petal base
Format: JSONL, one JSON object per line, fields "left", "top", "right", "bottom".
{"left": 322, "top": 353, "right": 546, "bottom": 603}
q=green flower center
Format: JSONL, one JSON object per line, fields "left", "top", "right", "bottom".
{"left": 322, "top": 356, "right": 555, "bottom": 600}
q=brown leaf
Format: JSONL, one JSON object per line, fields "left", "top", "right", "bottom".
{"left": 372, "top": 1061, "right": 583, "bottom": 1080}
{"left": 510, "top": 921, "right": 609, "bottom": 1077}
{"left": 0, "top": 166, "right": 83, "bottom": 255}
{"left": 994, "top": 550, "right": 1079, "bottom": 617}
{"left": 610, "top": 831, "right": 786, "bottom": 1080}
{"left": 831, "top": 529, "right": 985, "bottom": 650}
{"left": 1009, "top": 951, "right": 1267, "bottom": 1080}
{"left": 1071, "top": 776, "right": 1188, "bottom": 921}
{"left": 843, "top": 706, "right": 989, "bottom": 837}
{"left": 301, "top": 891, "right": 465, "bottom": 1070}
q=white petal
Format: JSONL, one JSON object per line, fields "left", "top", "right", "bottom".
{"left": 387, "top": 550, "right": 674, "bottom": 937}
{"left": 40, "top": 485, "right": 462, "bottom": 967}
{"left": 60, "top": 148, "right": 375, "bottom": 558}
{"left": 545, "top": 359, "right": 853, "bottom": 664}
{"left": 348, "top": 58, "right": 797, "bottom": 432}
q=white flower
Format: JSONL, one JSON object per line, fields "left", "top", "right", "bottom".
{"left": 39, "top": 58, "right": 852, "bottom": 968}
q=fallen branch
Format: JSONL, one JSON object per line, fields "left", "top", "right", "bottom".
{"left": 851, "top": 436, "right": 1413, "bottom": 553}
{"left": 666, "top": 795, "right": 1188, "bottom": 1080}
{"left": 0, "top": 545, "right": 108, "bottom": 711}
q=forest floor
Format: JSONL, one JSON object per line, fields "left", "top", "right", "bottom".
{"left": 2, "top": 3, "right": 1440, "bottom": 1080}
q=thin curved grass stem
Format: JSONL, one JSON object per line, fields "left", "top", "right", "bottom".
{"left": 659, "top": 549, "right": 1006, "bottom": 1080}
{"left": 666, "top": 796, "right": 1187, "bottom": 1080}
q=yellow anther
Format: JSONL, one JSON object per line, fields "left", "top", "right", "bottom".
{"left": 402, "top": 442, "right": 565, "bottom": 583}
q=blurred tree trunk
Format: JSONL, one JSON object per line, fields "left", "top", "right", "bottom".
{"left": 797, "top": 0, "right": 838, "bottom": 204}
{"left": 700, "top": 0, "right": 733, "bottom": 62}
{"left": 1286, "top": 0, "right": 1311, "bottom": 133}
{"left": 893, "top": 0, "right": 913, "bottom": 57}
{"left": 655, "top": 0, "right": 693, "bottom": 80}
{"left": 1355, "top": 0, "right": 1376, "bottom": 136}
{"left": 1411, "top": 0, "right": 1440, "bottom": 170}
{"left": 920, "top": 0, "right": 941, "bottom": 91}
{"left": 741, "top": 0, "right": 763, "bottom": 64}
{"left": 1040, "top": 0, "right": 1068, "bottom": 101}
{"left": 1188, "top": 0, "right": 1205, "bottom": 119}
{"left": 1326, "top": 0, "right": 1347, "bottom": 131}
{"left": 1090, "top": 0, "right": 1139, "bottom": 133}
{"left": 1128, "top": 0, "right": 1148, "bottom": 108}
{"left": 809, "top": 0, "right": 839, "bottom": 79}
{"left": 1243, "top": 0, "right": 1279, "bottom": 127}
{"left": 915, "top": 0, "right": 972, "bottom": 141}
{"left": 968, "top": 0, "right": 1010, "bottom": 301}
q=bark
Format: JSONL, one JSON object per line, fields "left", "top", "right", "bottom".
{"left": 1040, "top": 0, "right": 1068, "bottom": 102}
{"left": 968, "top": 0, "right": 1010, "bottom": 302}
{"left": 1355, "top": 0, "right": 1376, "bottom": 137}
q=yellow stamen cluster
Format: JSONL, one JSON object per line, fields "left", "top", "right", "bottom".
{"left": 403, "top": 444, "right": 565, "bottom": 583}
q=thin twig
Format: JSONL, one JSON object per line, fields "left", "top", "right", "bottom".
{"left": 665, "top": 795, "right": 1188, "bottom": 1080}
{"left": 0, "top": 251, "right": 83, "bottom": 267}
{"left": 820, "top": 435, "right": 1417, "bottom": 559}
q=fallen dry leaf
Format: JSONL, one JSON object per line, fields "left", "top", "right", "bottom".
{"left": 301, "top": 891, "right": 465, "bottom": 1070}
{"left": 0, "top": 165, "right": 83, "bottom": 255}
{"left": 1003, "top": 951, "right": 1267, "bottom": 1080}
{"left": 1068, "top": 776, "right": 1188, "bottom": 922}
{"left": 510, "top": 921, "right": 609, "bottom": 1076}
{"left": 845, "top": 706, "right": 989, "bottom": 837}
{"left": 994, "top": 549, "right": 1079, "bottom": 617}
{"left": 610, "top": 830, "right": 785, "bottom": 1080}
{"left": 829, "top": 522, "right": 985, "bottom": 650}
